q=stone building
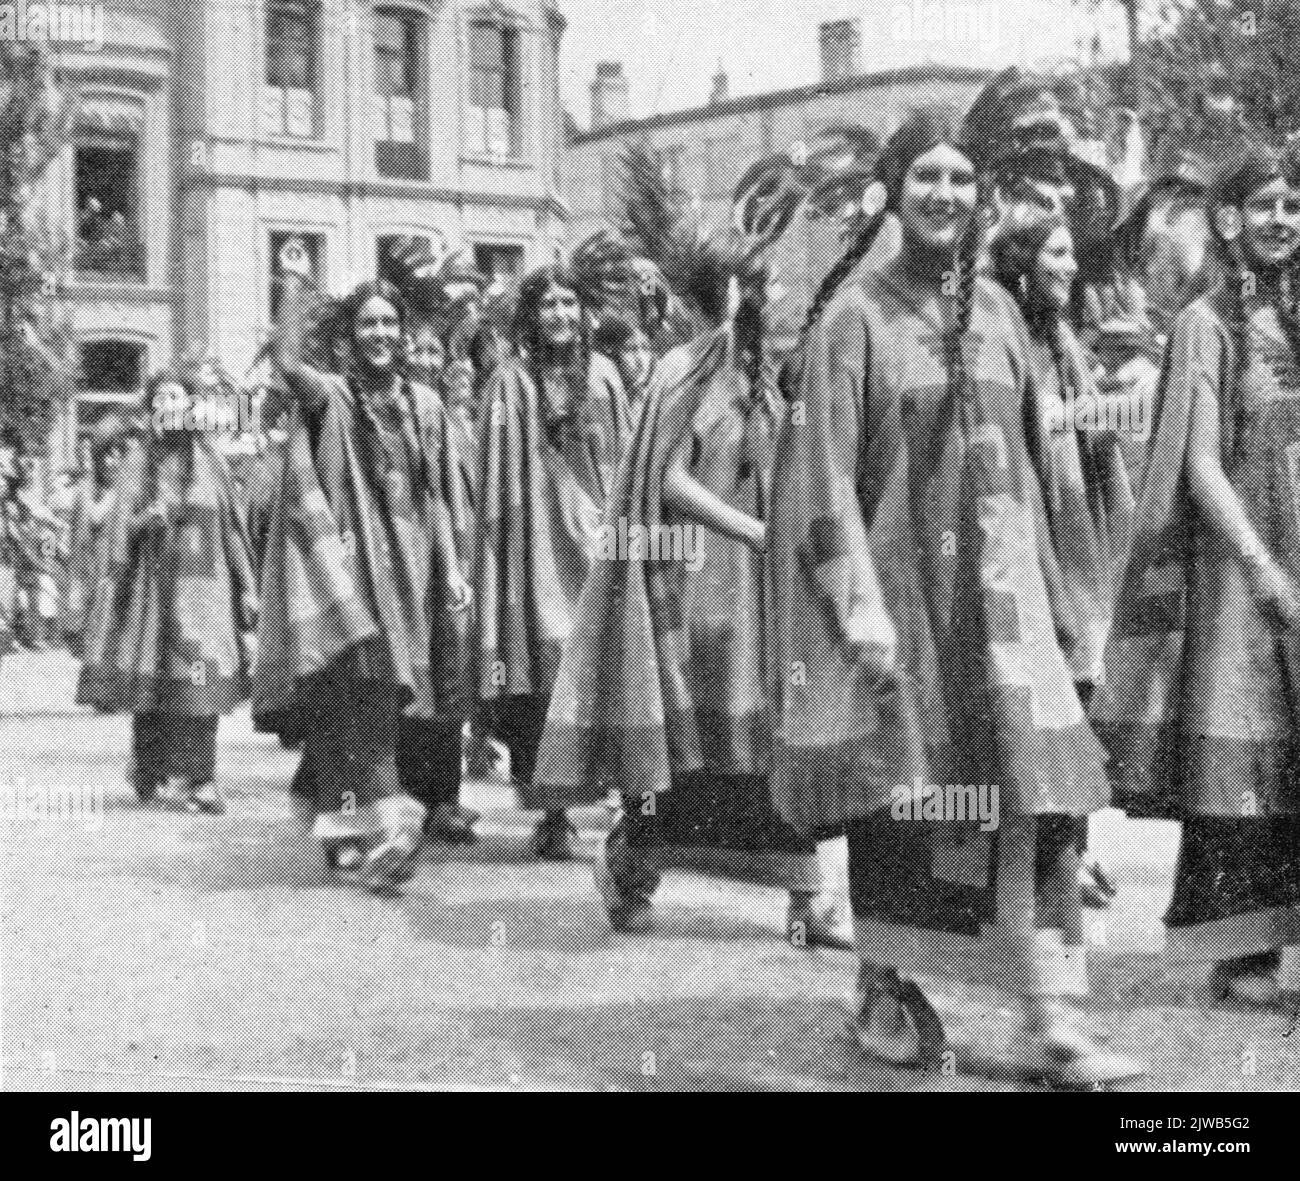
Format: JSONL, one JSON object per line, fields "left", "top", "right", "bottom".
{"left": 41, "top": 0, "right": 567, "bottom": 469}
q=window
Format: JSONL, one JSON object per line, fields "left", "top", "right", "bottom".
{"left": 78, "top": 341, "right": 145, "bottom": 401}
{"left": 74, "top": 130, "right": 144, "bottom": 280}
{"left": 658, "top": 143, "right": 687, "bottom": 203}
{"left": 473, "top": 243, "right": 524, "bottom": 282}
{"left": 268, "top": 231, "right": 323, "bottom": 322}
{"left": 467, "top": 20, "right": 522, "bottom": 157}
{"left": 374, "top": 9, "right": 426, "bottom": 179}
{"left": 265, "top": 1, "right": 319, "bottom": 137}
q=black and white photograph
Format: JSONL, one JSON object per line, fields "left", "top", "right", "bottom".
{"left": 1, "top": 0, "right": 1297, "bottom": 1136}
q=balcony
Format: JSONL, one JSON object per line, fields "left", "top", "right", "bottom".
{"left": 74, "top": 236, "right": 146, "bottom": 282}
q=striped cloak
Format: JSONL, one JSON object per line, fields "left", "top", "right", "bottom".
{"left": 473, "top": 353, "right": 630, "bottom": 705}
{"left": 77, "top": 435, "right": 257, "bottom": 715}
{"left": 534, "top": 329, "right": 775, "bottom": 807}
{"left": 253, "top": 374, "right": 434, "bottom": 735}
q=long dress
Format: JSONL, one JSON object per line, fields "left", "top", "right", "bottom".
{"left": 77, "top": 434, "right": 257, "bottom": 786}
{"left": 533, "top": 330, "right": 821, "bottom": 889}
{"left": 1092, "top": 290, "right": 1300, "bottom": 961}
{"left": 769, "top": 260, "right": 1110, "bottom": 996}
{"left": 473, "top": 352, "right": 630, "bottom": 804}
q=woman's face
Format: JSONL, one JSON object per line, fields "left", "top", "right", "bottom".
{"left": 617, "top": 332, "right": 655, "bottom": 394}
{"left": 352, "top": 294, "right": 403, "bottom": 372}
{"left": 406, "top": 327, "right": 445, "bottom": 381}
{"left": 1033, "top": 225, "right": 1078, "bottom": 312}
{"left": 897, "top": 143, "right": 979, "bottom": 252}
{"left": 1239, "top": 175, "right": 1300, "bottom": 269}
{"left": 536, "top": 282, "right": 582, "bottom": 349}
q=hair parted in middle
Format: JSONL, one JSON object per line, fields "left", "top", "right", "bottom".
{"left": 796, "top": 104, "right": 984, "bottom": 407}
{"left": 1202, "top": 139, "right": 1300, "bottom": 448}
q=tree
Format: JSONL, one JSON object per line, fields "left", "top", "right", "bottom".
{"left": 1080, "top": 1, "right": 1300, "bottom": 148}
{"left": 0, "top": 41, "right": 76, "bottom": 459}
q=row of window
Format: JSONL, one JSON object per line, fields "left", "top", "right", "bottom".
{"left": 267, "top": 1, "right": 525, "bottom": 170}
{"left": 76, "top": 235, "right": 526, "bottom": 398}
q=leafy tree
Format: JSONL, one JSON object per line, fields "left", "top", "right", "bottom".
{"left": 0, "top": 41, "right": 76, "bottom": 457}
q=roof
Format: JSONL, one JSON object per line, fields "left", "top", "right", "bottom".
{"left": 571, "top": 62, "right": 994, "bottom": 145}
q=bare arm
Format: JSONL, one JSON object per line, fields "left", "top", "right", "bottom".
{"left": 661, "top": 434, "right": 766, "bottom": 551}
{"left": 1184, "top": 316, "right": 1300, "bottom": 624}
{"left": 269, "top": 271, "right": 331, "bottom": 414}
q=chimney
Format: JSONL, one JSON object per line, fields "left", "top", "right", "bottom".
{"left": 590, "top": 61, "right": 629, "bottom": 130}
{"left": 712, "top": 62, "right": 733, "bottom": 104}
{"left": 819, "top": 19, "right": 862, "bottom": 85}
{"left": 709, "top": 62, "right": 729, "bottom": 105}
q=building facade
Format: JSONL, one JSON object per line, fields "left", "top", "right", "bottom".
{"left": 42, "top": 0, "right": 567, "bottom": 469}
{"left": 562, "top": 23, "right": 991, "bottom": 337}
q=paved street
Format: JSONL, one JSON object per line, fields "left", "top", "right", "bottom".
{"left": 3, "top": 651, "right": 1299, "bottom": 1091}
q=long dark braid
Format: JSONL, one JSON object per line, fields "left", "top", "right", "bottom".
{"left": 944, "top": 208, "right": 982, "bottom": 410}
{"left": 795, "top": 210, "right": 890, "bottom": 359}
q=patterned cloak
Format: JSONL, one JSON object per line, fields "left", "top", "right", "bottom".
{"left": 76, "top": 435, "right": 257, "bottom": 715}
{"left": 533, "top": 329, "right": 777, "bottom": 808}
{"left": 768, "top": 263, "right": 1110, "bottom": 835}
{"left": 1092, "top": 290, "right": 1300, "bottom": 818}
{"left": 253, "top": 372, "right": 436, "bottom": 734}
{"left": 473, "top": 353, "right": 630, "bottom": 705}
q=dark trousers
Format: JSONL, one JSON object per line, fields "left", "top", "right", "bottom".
{"left": 290, "top": 665, "right": 402, "bottom": 816}
{"left": 845, "top": 810, "right": 1082, "bottom": 943}
{"left": 397, "top": 714, "right": 464, "bottom": 810}
{"left": 626, "top": 772, "right": 814, "bottom": 855}
{"left": 1166, "top": 816, "right": 1300, "bottom": 932}
{"left": 133, "top": 713, "right": 219, "bottom": 787}
{"left": 488, "top": 695, "right": 549, "bottom": 803}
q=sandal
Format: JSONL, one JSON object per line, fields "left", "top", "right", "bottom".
{"left": 849, "top": 963, "right": 947, "bottom": 1068}
{"left": 186, "top": 782, "right": 227, "bottom": 816}
{"left": 594, "top": 823, "right": 658, "bottom": 933}
{"left": 1008, "top": 1019, "right": 1146, "bottom": 1088}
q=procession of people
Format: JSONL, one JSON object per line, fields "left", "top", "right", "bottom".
{"left": 8, "top": 63, "right": 1300, "bottom": 1088}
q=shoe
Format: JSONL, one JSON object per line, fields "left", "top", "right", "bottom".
{"left": 186, "top": 782, "right": 227, "bottom": 816}
{"left": 594, "top": 823, "right": 658, "bottom": 932}
{"left": 788, "top": 897, "right": 853, "bottom": 950}
{"left": 132, "top": 778, "right": 158, "bottom": 804}
{"left": 359, "top": 798, "right": 426, "bottom": 893}
{"left": 849, "top": 963, "right": 946, "bottom": 1067}
{"left": 453, "top": 801, "right": 481, "bottom": 827}
{"left": 426, "top": 801, "right": 477, "bottom": 844}
{"left": 530, "top": 812, "right": 579, "bottom": 861}
{"left": 1008, "top": 1019, "right": 1146, "bottom": 1087}
{"left": 1210, "top": 957, "right": 1283, "bottom": 1007}
{"left": 1079, "top": 856, "right": 1118, "bottom": 909}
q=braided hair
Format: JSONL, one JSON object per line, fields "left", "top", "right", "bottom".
{"left": 796, "top": 106, "right": 978, "bottom": 400}
{"left": 1208, "top": 142, "right": 1300, "bottom": 448}
{"left": 336, "top": 280, "right": 410, "bottom": 491}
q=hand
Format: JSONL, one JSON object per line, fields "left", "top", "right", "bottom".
{"left": 843, "top": 606, "right": 898, "bottom": 680}
{"left": 447, "top": 571, "right": 473, "bottom": 613}
{"left": 1248, "top": 558, "right": 1300, "bottom": 629}
{"left": 749, "top": 522, "right": 768, "bottom": 554}
{"left": 243, "top": 631, "right": 259, "bottom": 664}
